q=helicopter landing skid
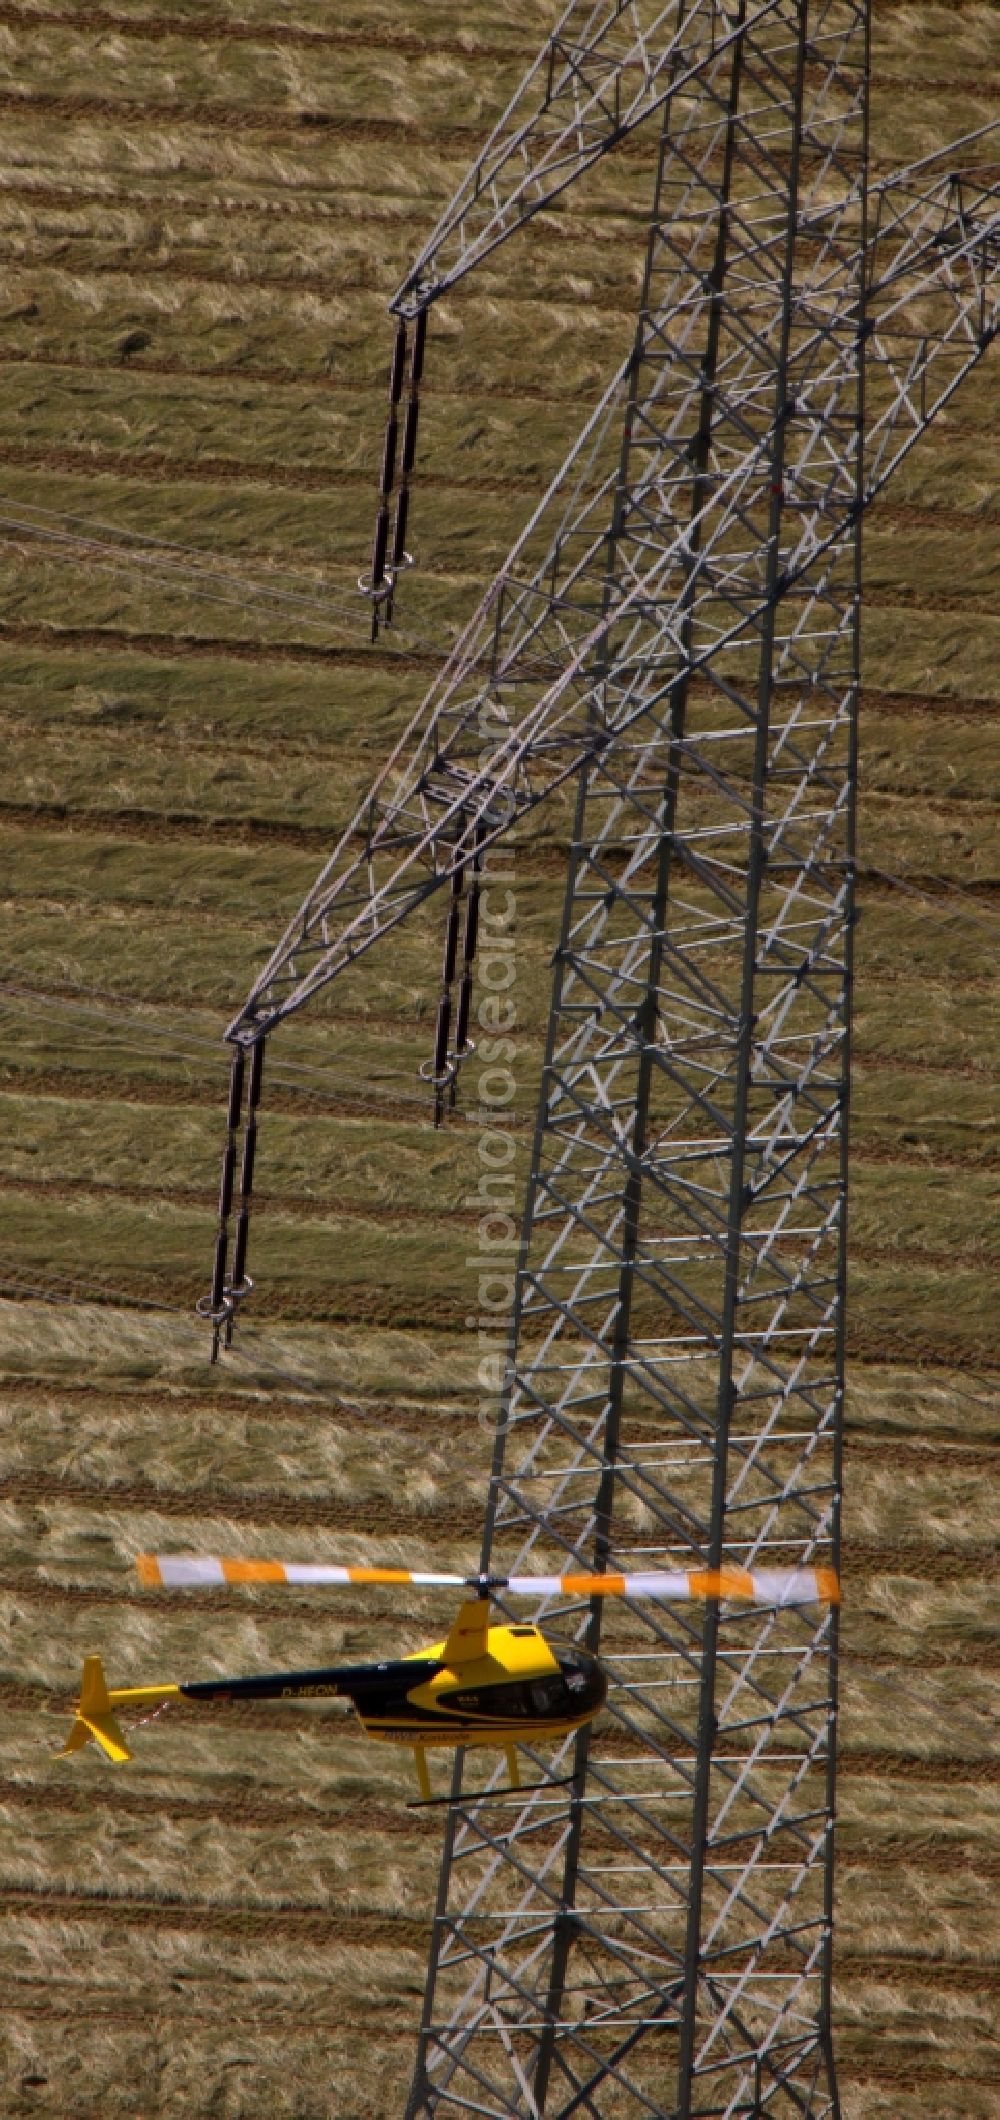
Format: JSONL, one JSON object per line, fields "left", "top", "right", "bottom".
{"left": 407, "top": 1772, "right": 576, "bottom": 1809}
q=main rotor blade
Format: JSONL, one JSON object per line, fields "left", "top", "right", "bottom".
{"left": 505, "top": 1567, "right": 840, "bottom": 1605}
{"left": 137, "top": 1556, "right": 838, "bottom": 1603}
{"left": 136, "top": 1557, "right": 468, "bottom": 1589}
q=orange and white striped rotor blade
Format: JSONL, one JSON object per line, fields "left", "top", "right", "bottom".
{"left": 136, "top": 1556, "right": 467, "bottom": 1590}
{"left": 503, "top": 1567, "right": 840, "bottom": 1606}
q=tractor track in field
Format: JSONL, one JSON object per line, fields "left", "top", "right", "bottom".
{"left": 0, "top": 1172, "right": 483, "bottom": 1225}
{"left": 4, "top": 619, "right": 1000, "bottom": 720}
{"left": 0, "top": 0, "right": 989, "bottom": 63}
{"left": 6, "top": 168, "right": 1000, "bottom": 375}
{"left": 0, "top": 349, "right": 997, "bottom": 471}
{"left": 0, "top": 619, "right": 440, "bottom": 670}
{"left": 3, "top": 1374, "right": 997, "bottom": 1459}
{"left": 2, "top": 1041, "right": 997, "bottom": 1125}
{"left": 0, "top": 239, "right": 650, "bottom": 314}
{"left": 1, "top": 1172, "right": 997, "bottom": 1265}
{"left": 3, "top": 1881, "right": 1000, "bottom": 1997}
{"left": 0, "top": 1068, "right": 452, "bottom": 1126}
{"left": 3, "top": 883, "right": 996, "bottom": 982}
{"left": 0, "top": 793, "right": 998, "bottom": 857}
{"left": 0, "top": 4, "right": 537, "bottom": 60}
{"left": 1, "top": 1985, "right": 997, "bottom": 2098}
{"left": 0, "top": 431, "right": 996, "bottom": 534}
{"left": 0, "top": 76, "right": 984, "bottom": 163}
{"left": 0, "top": 1466, "right": 487, "bottom": 1534}
{"left": 2, "top": 886, "right": 997, "bottom": 971}
{"left": 5, "top": 1776, "right": 1000, "bottom": 1872}
{"left": 3, "top": 0, "right": 985, "bottom": 57}
{"left": 0, "top": 674, "right": 992, "bottom": 736}
{"left": 0, "top": 90, "right": 494, "bottom": 147}
{"left": 0, "top": 1379, "right": 458, "bottom": 1424}
{"left": 3, "top": 1999, "right": 999, "bottom": 2112}
{"left": 0, "top": 436, "right": 548, "bottom": 499}
{"left": 0, "top": 176, "right": 638, "bottom": 240}
{"left": 2, "top": 1125, "right": 998, "bottom": 1188}
{"left": 3, "top": 611, "right": 1000, "bottom": 702}
{"left": 0, "top": 1270, "right": 994, "bottom": 1370}
{"left": 0, "top": 1880, "right": 431, "bottom": 1945}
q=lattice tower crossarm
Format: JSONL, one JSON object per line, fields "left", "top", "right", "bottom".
{"left": 200, "top": 125, "right": 997, "bottom": 1356}
{"left": 219, "top": 150, "right": 998, "bottom": 1047}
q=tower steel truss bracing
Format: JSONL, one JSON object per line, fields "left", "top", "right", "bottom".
{"left": 199, "top": 2, "right": 999, "bottom": 2110}
{"left": 409, "top": 7, "right": 867, "bottom": 2114}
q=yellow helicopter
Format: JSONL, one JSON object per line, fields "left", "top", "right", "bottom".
{"left": 60, "top": 1554, "right": 839, "bottom": 1801}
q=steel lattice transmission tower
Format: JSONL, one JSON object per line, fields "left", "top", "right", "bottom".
{"left": 410, "top": 9, "right": 868, "bottom": 2115}
{"left": 200, "top": 2, "right": 998, "bottom": 2112}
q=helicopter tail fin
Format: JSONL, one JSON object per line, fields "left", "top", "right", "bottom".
{"left": 59, "top": 1654, "right": 133, "bottom": 1764}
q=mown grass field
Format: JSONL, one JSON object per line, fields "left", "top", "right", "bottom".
{"left": 0, "top": 3, "right": 998, "bottom": 2115}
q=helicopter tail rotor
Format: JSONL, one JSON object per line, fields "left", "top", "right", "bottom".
{"left": 59, "top": 1655, "right": 133, "bottom": 1764}
{"left": 58, "top": 1655, "right": 181, "bottom": 1764}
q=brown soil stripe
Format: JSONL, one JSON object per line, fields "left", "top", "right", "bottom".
{"left": 0, "top": 89, "right": 488, "bottom": 143}
{"left": 0, "top": 81, "right": 967, "bottom": 159}
{"left": 0, "top": 1381, "right": 453, "bottom": 1423}
{"left": 0, "top": 1270, "right": 994, "bottom": 1367}
{"left": 0, "top": 175, "right": 633, "bottom": 242}
{"left": 0, "top": 1776, "right": 431, "bottom": 1838}
{"left": 0, "top": 1468, "right": 486, "bottom": 1535}
{"left": 0, "top": 0, "right": 986, "bottom": 49}
{"left": 2, "top": 1885, "right": 998, "bottom": 1997}
{"left": 0, "top": 1174, "right": 994, "bottom": 1270}
{"left": 0, "top": 1068, "right": 443, "bottom": 1125}
{"left": 4, "top": 1778, "right": 999, "bottom": 1872}
{"left": 0, "top": 670, "right": 987, "bottom": 734}
{"left": 0, "top": 5, "right": 535, "bottom": 59}
{"left": 6, "top": 875, "right": 996, "bottom": 969}
{"left": 1, "top": 1994, "right": 996, "bottom": 2100}
{"left": 1, "top": 1108, "right": 996, "bottom": 1191}
{"left": 0, "top": 620, "right": 433, "bottom": 670}
{"left": 0, "top": 1056, "right": 515, "bottom": 1124}
{"left": 11, "top": 1266, "right": 1000, "bottom": 1360}
{"left": 0, "top": 1992, "right": 996, "bottom": 2091}
{"left": 0, "top": 88, "right": 992, "bottom": 188}
{"left": 859, "top": 687, "right": 1000, "bottom": 722}
{"left": 1, "top": 1047, "right": 996, "bottom": 1135}
{"left": 0, "top": 1881, "right": 429, "bottom": 1943}
{"left": 2, "top": 1374, "right": 997, "bottom": 1452}
{"left": 3, "top": 622, "right": 999, "bottom": 717}
{"left": 5, "top": 189, "right": 1000, "bottom": 452}
{"left": 0, "top": 438, "right": 542, "bottom": 497}
{"left": 0, "top": 796, "right": 997, "bottom": 859}
{"left": 0, "top": 244, "right": 644, "bottom": 314}
{"left": 21, "top": 1467, "right": 1000, "bottom": 1574}
{"left": 0, "top": 351, "right": 996, "bottom": 475}
{"left": 0, "top": 1172, "right": 484, "bottom": 1226}
{"left": 3, "top": 2006, "right": 996, "bottom": 2095}
{"left": 0, "top": 435, "right": 997, "bottom": 530}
